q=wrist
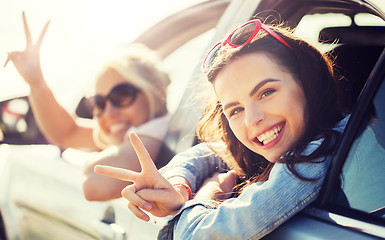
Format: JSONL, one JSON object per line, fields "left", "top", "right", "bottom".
{"left": 172, "top": 183, "right": 192, "bottom": 202}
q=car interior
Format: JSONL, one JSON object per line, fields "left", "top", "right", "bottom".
{"left": 320, "top": 22, "right": 385, "bottom": 111}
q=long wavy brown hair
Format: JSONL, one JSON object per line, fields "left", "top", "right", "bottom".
{"left": 197, "top": 22, "right": 345, "bottom": 191}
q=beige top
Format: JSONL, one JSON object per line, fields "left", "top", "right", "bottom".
{"left": 125, "top": 114, "right": 172, "bottom": 142}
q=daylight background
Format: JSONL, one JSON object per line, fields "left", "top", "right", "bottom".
{"left": 1, "top": 0, "right": 385, "bottom": 114}
{"left": 0, "top": 0, "right": 204, "bottom": 112}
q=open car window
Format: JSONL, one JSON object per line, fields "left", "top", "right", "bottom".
{"left": 294, "top": 12, "right": 385, "bottom": 49}
{"left": 330, "top": 76, "right": 385, "bottom": 218}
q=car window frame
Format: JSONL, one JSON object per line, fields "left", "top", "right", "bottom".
{"left": 307, "top": 48, "right": 385, "bottom": 238}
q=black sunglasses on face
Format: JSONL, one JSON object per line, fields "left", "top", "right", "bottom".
{"left": 88, "top": 83, "right": 139, "bottom": 115}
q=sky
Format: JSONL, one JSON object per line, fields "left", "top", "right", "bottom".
{"left": 0, "top": 0, "right": 203, "bottom": 110}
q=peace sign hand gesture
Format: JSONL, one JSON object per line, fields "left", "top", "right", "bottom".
{"left": 95, "top": 132, "right": 186, "bottom": 222}
{"left": 4, "top": 12, "right": 50, "bottom": 85}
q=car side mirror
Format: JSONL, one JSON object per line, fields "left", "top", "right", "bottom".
{"left": 0, "top": 96, "right": 48, "bottom": 145}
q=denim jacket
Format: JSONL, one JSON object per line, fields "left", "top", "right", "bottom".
{"left": 158, "top": 116, "right": 349, "bottom": 240}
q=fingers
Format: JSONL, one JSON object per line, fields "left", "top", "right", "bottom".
{"left": 36, "top": 20, "right": 50, "bottom": 49}
{"left": 127, "top": 203, "right": 150, "bottom": 222}
{"left": 122, "top": 185, "right": 152, "bottom": 211}
{"left": 3, "top": 53, "right": 12, "bottom": 68}
{"left": 3, "top": 52, "right": 20, "bottom": 68}
{"left": 137, "top": 188, "right": 183, "bottom": 212}
{"left": 22, "top": 12, "right": 32, "bottom": 47}
{"left": 22, "top": 11, "right": 50, "bottom": 49}
{"left": 218, "top": 170, "right": 238, "bottom": 194}
{"left": 223, "top": 170, "right": 238, "bottom": 182}
{"left": 136, "top": 188, "right": 171, "bottom": 203}
{"left": 129, "top": 132, "right": 157, "bottom": 172}
{"left": 122, "top": 185, "right": 152, "bottom": 221}
{"left": 94, "top": 165, "right": 138, "bottom": 182}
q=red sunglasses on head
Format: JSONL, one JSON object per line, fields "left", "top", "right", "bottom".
{"left": 202, "top": 19, "right": 292, "bottom": 73}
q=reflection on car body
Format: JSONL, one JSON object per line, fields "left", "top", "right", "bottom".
{"left": 1, "top": 0, "right": 385, "bottom": 239}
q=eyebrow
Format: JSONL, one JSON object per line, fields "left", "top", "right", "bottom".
{"left": 223, "top": 102, "right": 239, "bottom": 112}
{"left": 223, "top": 78, "right": 280, "bottom": 112}
{"left": 249, "top": 78, "right": 279, "bottom": 97}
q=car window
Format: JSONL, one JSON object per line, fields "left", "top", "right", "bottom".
{"left": 294, "top": 13, "right": 351, "bottom": 49}
{"left": 162, "top": 29, "right": 216, "bottom": 113}
{"left": 294, "top": 13, "right": 385, "bottom": 52}
{"left": 331, "top": 77, "right": 385, "bottom": 218}
{"left": 295, "top": 11, "right": 385, "bottom": 112}
{"left": 74, "top": 29, "right": 216, "bottom": 119}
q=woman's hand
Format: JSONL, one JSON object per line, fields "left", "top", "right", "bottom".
{"left": 4, "top": 12, "right": 49, "bottom": 85}
{"left": 194, "top": 170, "right": 238, "bottom": 201}
{"left": 94, "top": 132, "right": 186, "bottom": 222}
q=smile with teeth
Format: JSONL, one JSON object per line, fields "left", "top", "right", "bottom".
{"left": 109, "top": 123, "right": 128, "bottom": 134}
{"left": 256, "top": 125, "right": 283, "bottom": 146}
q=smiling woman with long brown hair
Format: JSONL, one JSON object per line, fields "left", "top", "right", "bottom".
{"left": 93, "top": 19, "right": 350, "bottom": 239}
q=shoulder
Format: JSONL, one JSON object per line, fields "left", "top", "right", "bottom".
{"left": 139, "top": 114, "right": 172, "bottom": 129}
{"left": 301, "top": 114, "right": 351, "bottom": 156}
{"left": 125, "top": 114, "right": 172, "bottom": 141}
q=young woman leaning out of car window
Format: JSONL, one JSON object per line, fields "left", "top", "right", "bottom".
{"left": 85, "top": 19, "right": 349, "bottom": 239}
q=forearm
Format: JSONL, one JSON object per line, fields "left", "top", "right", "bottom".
{"left": 173, "top": 184, "right": 321, "bottom": 239}
{"left": 4, "top": 13, "right": 88, "bottom": 148}
{"left": 28, "top": 79, "right": 96, "bottom": 149}
{"left": 161, "top": 160, "right": 331, "bottom": 240}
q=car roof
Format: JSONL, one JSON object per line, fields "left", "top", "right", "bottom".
{"left": 133, "top": 0, "right": 230, "bottom": 58}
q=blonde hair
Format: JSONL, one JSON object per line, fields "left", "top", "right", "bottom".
{"left": 99, "top": 44, "right": 170, "bottom": 119}
{"left": 91, "top": 44, "right": 171, "bottom": 149}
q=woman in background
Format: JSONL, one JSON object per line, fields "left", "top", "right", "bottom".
{"left": 5, "top": 12, "right": 171, "bottom": 201}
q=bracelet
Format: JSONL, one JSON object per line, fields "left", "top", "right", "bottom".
{"left": 173, "top": 183, "right": 192, "bottom": 200}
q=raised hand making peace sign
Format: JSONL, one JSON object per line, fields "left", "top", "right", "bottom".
{"left": 95, "top": 132, "right": 187, "bottom": 222}
{"left": 4, "top": 12, "right": 50, "bottom": 85}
